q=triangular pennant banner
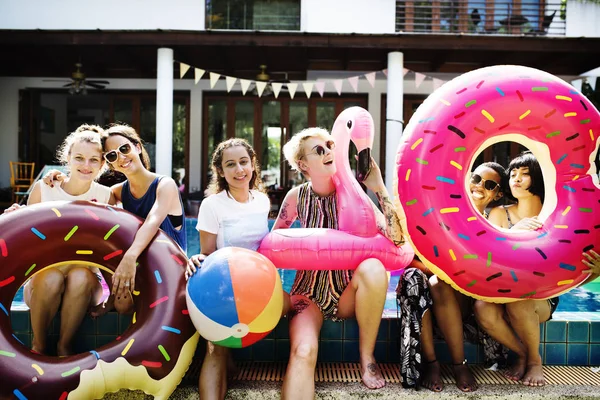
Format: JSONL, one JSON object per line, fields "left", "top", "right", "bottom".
{"left": 432, "top": 78, "right": 445, "bottom": 91}
{"left": 414, "top": 72, "right": 426, "bottom": 88}
{"left": 287, "top": 82, "right": 298, "bottom": 99}
{"left": 225, "top": 76, "right": 237, "bottom": 92}
{"left": 333, "top": 79, "right": 343, "bottom": 95}
{"left": 179, "top": 62, "right": 190, "bottom": 79}
{"left": 315, "top": 81, "right": 326, "bottom": 97}
{"left": 240, "top": 79, "right": 252, "bottom": 95}
{"left": 382, "top": 69, "right": 388, "bottom": 76}
{"left": 403, "top": 68, "right": 409, "bottom": 77}
{"left": 348, "top": 76, "right": 359, "bottom": 92}
{"left": 209, "top": 72, "right": 221, "bottom": 89}
{"left": 302, "top": 82, "right": 314, "bottom": 98}
{"left": 194, "top": 68, "right": 205, "bottom": 84}
{"left": 588, "top": 77, "right": 597, "bottom": 91}
{"left": 365, "top": 72, "right": 376, "bottom": 88}
{"left": 272, "top": 82, "right": 283, "bottom": 98}
{"left": 571, "top": 79, "right": 583, "bottom": 92}
{"left": 255, "top": 81, "right": 267, "bottom": 97}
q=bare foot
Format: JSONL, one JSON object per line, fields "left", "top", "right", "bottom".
{"left": 422, "top": 360, "right": 444, "bottom": 392}
{"left": 452, "top": 363, "right": 478, "bottom": 392}
{"left": 57, "top": 342, "right": 74, "bottom": 357}
{"left": 522, "top": 363, "right": 545, "bottom": 386}
{"left": 360, "top": 360, "right": 386, "bottom": 389}
{"left": 503, "top": 355, "right": 527, "bottom": 381}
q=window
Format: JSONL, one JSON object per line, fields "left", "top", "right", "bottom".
{"left": 206, "top": 0, "right": 301, "bottom": 30}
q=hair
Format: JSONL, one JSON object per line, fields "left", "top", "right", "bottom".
{"left": 102, "top": 123, "right": 151, "bottom": 170}
{"left": 56, "top": 124, "right": 106, "bottom": 176}
{"left": 283, "top": 127, "right": 331, "bottom": 175}
{"left": 206, "top": 138, "right": 264, "bottom": 195}
{"left": 505, "top": 151, "right": 545, "bottom": 203}
{"left": 477, "top": 161, "right": 508, "bottom": 208}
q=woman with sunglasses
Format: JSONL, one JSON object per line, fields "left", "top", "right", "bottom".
{"left": 420, "top": 162, "right": 508, "bottom": 392}
{"left": 274, "top": 127, "right": 408, "bottom": 397}
{"left": 4, "top": 124, "right": 116, "bottom": 355}
{"left": 474, "top": 151, "right": 555, "bottom": 387}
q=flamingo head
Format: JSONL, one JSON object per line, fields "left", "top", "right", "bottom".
{"left": 330, "top": 106, "right": 374, "bottom": 182}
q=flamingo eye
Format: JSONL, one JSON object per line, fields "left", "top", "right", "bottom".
{"left": 347, "top": 120, "right": 352, "bottom": 129}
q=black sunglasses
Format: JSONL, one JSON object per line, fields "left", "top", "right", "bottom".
{"left": 470, "top": 173, "right": 500, "bottom": 191}
{"left": 104, "top": 143, "right": 133, "bottom": 164}
{"left": 302, "top": 140, "right": 335, "bottom": 159}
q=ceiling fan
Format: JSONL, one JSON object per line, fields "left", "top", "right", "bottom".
{"left": 44, "top": 63, "right": 110, "bottom": 94}
{"left": 252, "top": 65, "right": 290, "bottom": 97}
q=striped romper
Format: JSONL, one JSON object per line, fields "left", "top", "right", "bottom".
{"left": 290, "top": 182, "right": 353, "bottom": 321}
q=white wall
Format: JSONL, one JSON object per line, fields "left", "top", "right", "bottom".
{"left": 0, "top": 0, "right": 205, "bottom": 30}
{"left": 566, "top": 0, "right": 600, "bottom": 37}
{"left": 301, "top": 0, "right": 396, "bottom": 34}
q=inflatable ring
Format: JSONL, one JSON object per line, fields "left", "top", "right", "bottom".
{"left": 259, "top": 107, "right": 414, "bottom": 271}
{"left": 0, "top": 201, "right": 199, "bottom": 399}
{"left": 396, "top": 65, "right": 600, "bottom": 302}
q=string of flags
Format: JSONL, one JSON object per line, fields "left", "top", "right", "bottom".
{"left": 177, "top": 60, "right": 597, "bottom": 98}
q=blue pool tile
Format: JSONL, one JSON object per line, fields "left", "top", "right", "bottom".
{"left": 545, "top": 321, "right": 567, "bottom": 342}
{"left": 544, "top": 343, "right": 566, "bottom": 365}
{"left": 343, "top": 340, "right": 360, "bottom": 362}
{"left": 233, "top": 346, "right": 253, "bottom": 362}
{"left": 374, "top": 341, "right": 387, "bottom": 362}
{"left": 567, "top": 321, "right": 589, "bottom": 343}
{"left": 275, "top": 339, "right": 290, "bottom": 362}
{"left": 252, "top": 339, "right": 275, "bottom": 362}
{"left": 388, "top": 340, "right": 400, "bottom": 363}
{"left": 77, "top": 316, "right": 96, "bottom": 335}
{"left": 567, "top": 343, "right": 589, "bottom": 366}
{"left": 97, "top": 312, "right": 119, "bottom": 335}
{"left": 539, "top": 323, "right": 545, "bottom": 342}
{"left": 10, "top": 311, "right": 29, "bottom": 332}
{"left": 389, "top": 319, "right": 400, "bottom": 341}
{"left": 321, "top": 320, "right": 343, "bottom": 339}
{"left": 15, "top": 333, "right": 31, "bottom": 348}
{"left": 272, "top": 318, "right": 289, "bottom": 339}
{"left": 591, "top": 322, "right": 600, "bottom": 343}
{"left": 590, "top": 344, "right": 600, "bottom": 365}
{"left": 320, "top": 340, "right": 342, "bottom": 362}
{"left": 343, "top": 319, "right": 360, "bottom": 340}
{"left": 74, "top": 335, "right": 97, "bottom": 354}
{"left": 118, "top": 314, "right": 133, "bottom": 333}
{"left": 377, "top": 320, "right": 389, "bottom": 341}
{"left": 96, "top": 335, "right": 117, "bottom": 347}
{"left": 464, "top": 342, "right": 478, "bottom": 364}
{"left": 433, "top": 341, "right": 451, "bottom": 364}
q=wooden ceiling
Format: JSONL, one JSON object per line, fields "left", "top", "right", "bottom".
{"left": 0, "top": 30, "right": 598, "bottom": 80}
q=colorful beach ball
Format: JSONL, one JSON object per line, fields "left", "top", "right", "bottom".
{"left": 185, "top": 247, "right": 283, "bottom": 348}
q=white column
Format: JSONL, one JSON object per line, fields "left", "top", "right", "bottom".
{"left": 156, "top": 48, "right": 174, "bottom": 176}
{"left": 385, "top": 51, "right": 404, "bottom": 192}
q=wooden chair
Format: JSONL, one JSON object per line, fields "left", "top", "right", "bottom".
{"left": 9, "top": 161, "right": 35, "bottom": 204}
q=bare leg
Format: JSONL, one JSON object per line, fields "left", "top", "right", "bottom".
{"left": 199, "top": 342, "right": 230, "bottom": 400}
{"left": 506, "top": 300, "right": 550, "bottom": 387}
{"left": 430, "top": 276, "right": 477, "bottom": 392}
{"left": 474, "top": 300, "right": 526, "bottom": 381}
{"left": 58, "top": 267, "right": 102, "bottom": 356}
{"left": 337, "top": 258, "right": 387, "bottom": 389}
{"left": 282, "top": 295, "right": 323, "bottom": 400}
{"left": 420, "top": 308, "right": 443, "bottom": 392}
{"left": 24, "top": 268, "right": 65, "bottom": 354}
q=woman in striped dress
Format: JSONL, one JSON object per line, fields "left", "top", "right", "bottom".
{"left": 274, "top": 127, "right": 421, "bottom": 398}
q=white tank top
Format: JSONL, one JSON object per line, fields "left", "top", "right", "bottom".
{"left": 40, "top": 180, "right": 111, "bottom": 203}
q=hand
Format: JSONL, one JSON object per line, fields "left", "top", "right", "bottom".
{"left": 582, "top": 250, "right": 600, "bottom": 275}
{"left": 2, "top": 203, "right": 24, "bottom": 214}
{"left": 112, "top": 254, "right": 136, "bottom": 296}
{"left": 358, "top": 156, "right": 384, "bottom": 192}
{"left": 185, "top": 253, "right": 206, "bottom": 280}
{"left": 42, "top": 169, "right": 66, "bottom": 187}
{"left": 89, "top": 295, "right": 114, "bottom": 319}
{"left": 512, "top": 216, "right": 543, "bottom": 231}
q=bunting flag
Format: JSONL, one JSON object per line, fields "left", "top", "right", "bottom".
{"left": 272, "top": 82, "right": 283, "bottom": 98}
{"left": 333, "top": 79, "right": 343, "bottom": 95}
{"left": 180, "top": 62, "right": 190, "bottom": 79}
{"left": 255, "top": 81, "right": 267, "bottom": 97}
{"left": 209, "top": 72, "right": 220, "bottom": 89}
{"left": 403, "top": 68, "right": 409, "bottom": 77}
{"left": 287, "top": 82, "right": 298, "bottom": 99}
{"left": 571, "top": 79, "right": 583, "bottom": 92}
{"left": 194, "top": 68, "right": 205, "bottom": 84}
{"left": 588, "top": 77, "right": 597, "bottom": 91}
{"left": 302, "top": 82, "right": 314, "bottom": 98}
{"left": 315, "top": 81, "right": 326, "bottom": 97}
{"left": 225, "top": 76, "right": 237, "bottom": 92}
{"left": 414, "top": 72, "right": 426, "bottom": 88}
{"left": 347, "top": 76, "right": 359, "bottom": 93}
{"left": 365, "top": 72, "right": 376, "bottom": 88}
{"left": 239, "top": 79, "right": 252, "bottom": 95}
{"left": 382, "top": 69, "right": 388, "bottom": 76}
{"left": 432, "top": 78, "right": 445, "bottom": 90}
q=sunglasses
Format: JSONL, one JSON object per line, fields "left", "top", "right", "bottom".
{"left": 104, "top": 143, "right": 133, "bottom": 164}
{"left": 470, "top": 173, "right": 500, "bottom": 191}
{"left": 301, "top": 140, "right": 335, "bottom": 159}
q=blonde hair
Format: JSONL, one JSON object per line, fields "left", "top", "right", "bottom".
{"left": 283, "top": 127, "right": 331, "bottom": 174}
{"left": 56, "top": 124, "right": 106, "bottom": 176}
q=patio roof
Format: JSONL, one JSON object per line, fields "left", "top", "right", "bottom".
{"left": 0, "top": 30, "right": 598, "bottom": 80}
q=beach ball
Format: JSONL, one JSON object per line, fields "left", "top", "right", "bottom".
{"left": 185, "top": 247, "right": 283, "bottom": 348}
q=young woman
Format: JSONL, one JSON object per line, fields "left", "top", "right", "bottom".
{"left": 274, "top": 127, "right": 418, "bottom": 398}
{"left": 4, "top": 124, "right": 115, "bottom": 356}
{"left": 474, "top": 151, "right": 553, "bottom": 386}
{"left": 421, "top": 162, "right": 508, "bottom": 392}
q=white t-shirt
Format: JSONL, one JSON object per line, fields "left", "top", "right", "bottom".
{"left": 40, "top": 180, "right": 111, "bottom": 204}
{"left": 196, "top": 190, "right": 270, "bottom": 251}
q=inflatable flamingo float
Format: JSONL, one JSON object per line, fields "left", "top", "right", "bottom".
{"left": 258, "top": 107, "right": 414, "bottom": 271}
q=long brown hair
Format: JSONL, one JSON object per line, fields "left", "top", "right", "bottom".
{"left": 207, "top": 138, "right": 264, "bottom": 195}
{"left": 102, "top": 123, "right": 151, "bottom": 170}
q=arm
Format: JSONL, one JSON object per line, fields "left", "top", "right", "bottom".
{"left": 272, "top": 187, "right": 299, "bottom": 230}
{"left": 27, "top": 182, "right": 42, "bottom": 205}
{"left": 487, "top": 206, "right": 507, "bottom": 228}
{"left": 361, "top": 157, "right": 405, "bottom": 246}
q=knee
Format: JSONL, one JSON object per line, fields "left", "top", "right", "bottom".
{"left": 65, "top": 268, "right": 97, "bottom": 293}
{"left": 505, "top": 301, "right": 534, "bottom": 320}
{"left": 473, "top": 300, "right": 500, "bottom": 329}
{"left": 355, "top": 259, "right": 387, "bottom": 285}
{"left": 429, "top": 276, "right": 451, "bottom": 302}
{"left": 290, "top": 342, "right": 318, "bottom": 366}
{"left": 35, "top": 269, "right": 65, "bottom": 296}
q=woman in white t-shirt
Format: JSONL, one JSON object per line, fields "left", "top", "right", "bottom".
{"left": 185, "top": 138, "right": 285, "bottom": 400}
{"left": 4, "top": 124, "right": 115, "bottom": 356}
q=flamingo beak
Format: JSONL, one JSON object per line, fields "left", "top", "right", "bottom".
{"left": 356, "top": 148, "right": 371, "bottom": 182}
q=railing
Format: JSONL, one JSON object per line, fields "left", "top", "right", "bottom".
{"left": 205, "top": 0, "right": 301, "bottom": 31}
{"left": 395, "top": 0, "right": 566, "bottom": 36}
